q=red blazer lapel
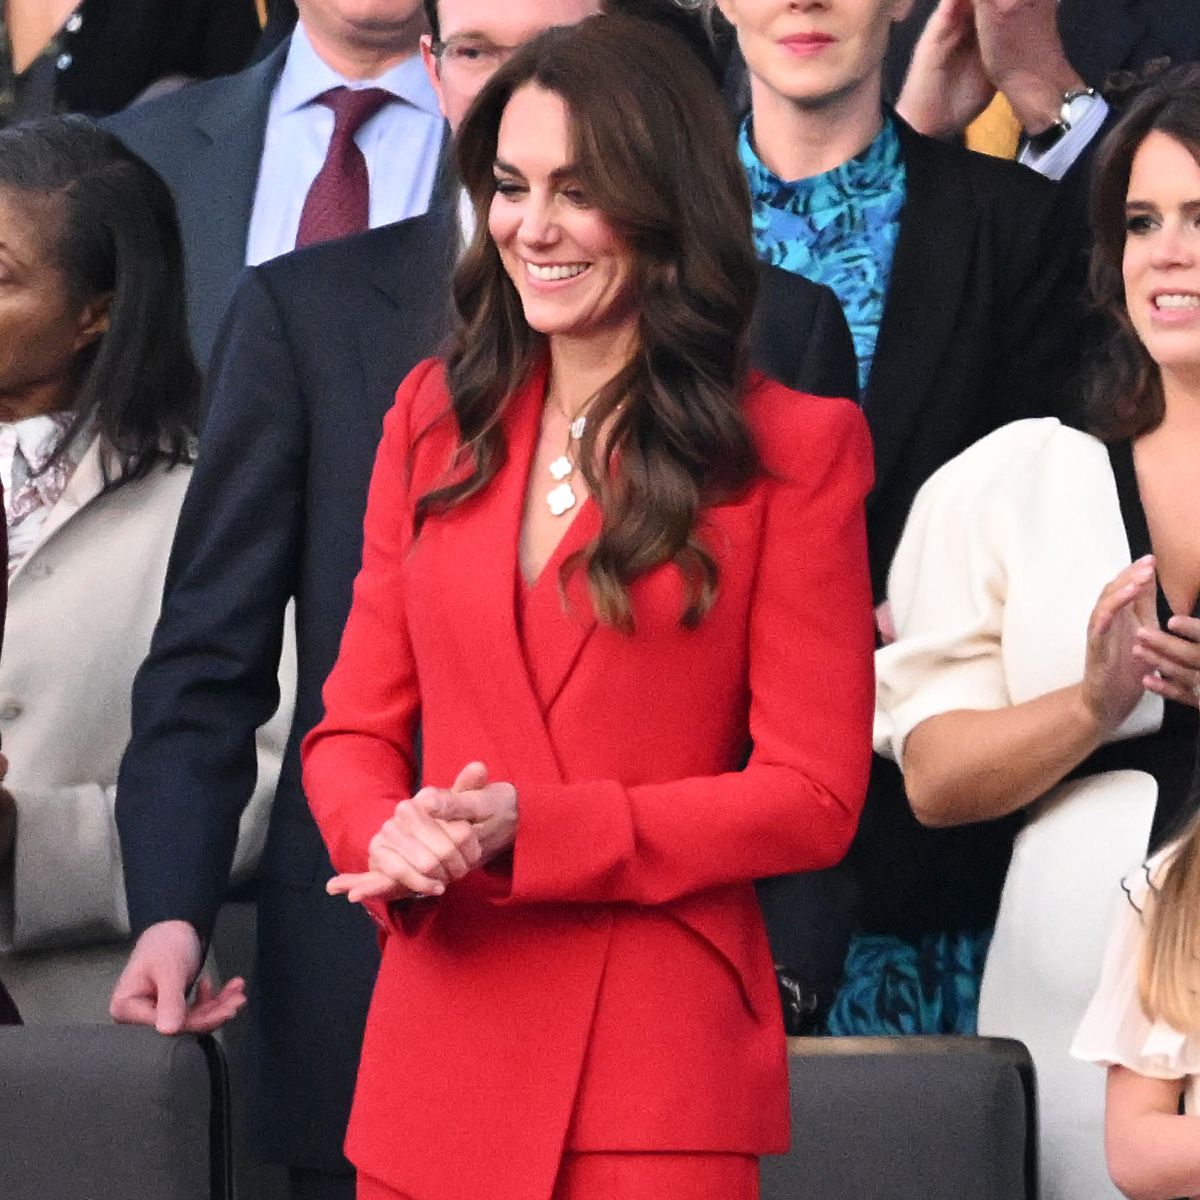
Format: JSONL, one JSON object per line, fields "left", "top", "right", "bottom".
{"left": 518, "top": 496, "right": 602, "bottom": 718}
{"left": 413, "top": 359, "right": 567, "bottom": 784}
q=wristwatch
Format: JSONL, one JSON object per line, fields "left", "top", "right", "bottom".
{"left": 1025, "top": 87, "right": 1099, "bottom": 154}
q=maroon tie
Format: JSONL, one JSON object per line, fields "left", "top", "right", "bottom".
{"left": 295, "top": 86, "right": 393, "bottom": 249}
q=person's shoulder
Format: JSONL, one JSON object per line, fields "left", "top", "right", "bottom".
{"left": 966, "top": 416, "right": 1103, "bottom": 469}
{"left": 102, "top": 43, "right": 284, "bottom": 143}
{"left": 257, "top": 208, "right": 456, "bottom": 292}
{"left": 103, "top": 71, "right": 241, "bottom": 135}
{"left": 898, "top": 119, "right": 1055, "bottom": 207}
{"left": 743, "top": 372, "right": 870, "bottom": 479}
{"left": 394, "top": 357, "right": 449, "bottom": 432}
{"left": 917, "top": 418, "right": 1104, "bottom": 515}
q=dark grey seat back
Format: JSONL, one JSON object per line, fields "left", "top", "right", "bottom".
{"left": 762, "top": 1036, "right": 1037, "bottom": 1200}
{"left": 0, "top": 1024, "right": 231, "bottom": 1200}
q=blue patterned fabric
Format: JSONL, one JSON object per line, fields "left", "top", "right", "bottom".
{"left": 738, "top": 116, "right": 906, "bottom": 395}
{"left": 823, "top": 929, "right": 991, "bottom": 1036}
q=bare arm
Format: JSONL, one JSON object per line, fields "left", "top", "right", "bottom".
{"left": 1106, "top": 1066, "right": 1200, "bottom": 1200}
{"left": 902, "top": 557, "right": 1156, "bottom": 827}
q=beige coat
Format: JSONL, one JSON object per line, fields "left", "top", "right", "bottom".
{"left": 0, "top": 437, "right": 294, "bottom": 1021}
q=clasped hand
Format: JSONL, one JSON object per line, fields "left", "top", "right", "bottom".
{"left": 327, "top": 761, "right": 518, "bottom": 903}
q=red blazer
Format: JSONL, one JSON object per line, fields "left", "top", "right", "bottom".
{"left": 302, "top": 357, "right": 875, "bottom": 1200}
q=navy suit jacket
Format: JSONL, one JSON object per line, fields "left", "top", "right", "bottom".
{"left": 103, "top": 43, "right": 287, "bottom": 369}
{"left": 115, "top": 202, "right": 857, "bottom": 1169}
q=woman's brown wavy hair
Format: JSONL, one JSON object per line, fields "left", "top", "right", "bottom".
{"left": 413, "top": 14, "right": 761, "bottom": 633}
{"left": 1086, "top": 62, "right": 1200, "bottom": 441}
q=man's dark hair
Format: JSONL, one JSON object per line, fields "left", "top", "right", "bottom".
{"left": 424, "top": 0, "right": 439, "bottom": 42}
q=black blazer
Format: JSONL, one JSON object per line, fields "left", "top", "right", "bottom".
{"left": 753, "top": 122, "right": 1089, "bottom": 1000}
{"left": 26, "top": 0, "right": 260, "bottom": 119}
{"left": 115, "top": 206, "right": 856, "bottom": 1171}
{"left": 857, "top": 119, "right": 1087, "bottom": 599}
{"left": 1057, "top": 0, "right": 1199, "bottom": 89}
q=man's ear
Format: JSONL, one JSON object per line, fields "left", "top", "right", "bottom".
{"left": 420, "top": 33, "right": 449, "bottom": 120}
{"left": 73, "top": 292, "right": 112, "bottom": 352}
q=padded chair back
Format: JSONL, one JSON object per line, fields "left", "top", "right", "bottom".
{"left": 0, "top": 1024, "right": 231, "bottom": 1200}
{"left": 762, "top": 1036, "right": 1037, "bottom": 1200}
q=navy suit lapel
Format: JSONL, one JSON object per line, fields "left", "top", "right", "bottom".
{"left": 358, "top": 209, "right": 459, "bottom": 421}
{"left": 183, "top": 43, "right": 287, "bottom": 361}
{"left": 865, "top": 121, "right": 973, "bottom": 507}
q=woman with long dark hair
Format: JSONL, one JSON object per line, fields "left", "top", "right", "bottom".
{"left": 302, "top": 16, "right": 875, "bottom": 1200}
{"left": 875, "top": 63, "right": 1200, "bottom": 1200}
{"left": 0, "top": 116, "right": 289, "bottom": 1021}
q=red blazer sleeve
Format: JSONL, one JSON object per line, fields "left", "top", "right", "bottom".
{"left": 301, "top": 358, "right": 438, "bottom": 877}
{"left": 506, "top": 397, "right": 876, "bottom": 906}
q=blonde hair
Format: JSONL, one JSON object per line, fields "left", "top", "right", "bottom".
{"left": 1139, "top": 818, "right": 1200, "bottom": 1031}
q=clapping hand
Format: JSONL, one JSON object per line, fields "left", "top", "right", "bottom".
{"left": 1134, "top": 614, "right": 1200, "bottom": 709}
{"left": 327, "top": 761, "right": 513, "bottom": 904}
{"left": 1080, "top": 556, "right": 1159, "bottom": 732}
{"left": 896, "top": 0, "right": 993, "bottom": 139}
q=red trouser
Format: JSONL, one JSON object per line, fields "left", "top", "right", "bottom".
{"left": 357, "top": 1152, "right": 760, "bottom": 1199}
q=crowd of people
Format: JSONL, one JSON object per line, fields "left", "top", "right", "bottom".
{"left": 1, "top": 1, "right": 1200, "bottom": 1199}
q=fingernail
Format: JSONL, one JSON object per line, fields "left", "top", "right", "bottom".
{"left": 432, "top": 883, "right": 445, "bottom": 895}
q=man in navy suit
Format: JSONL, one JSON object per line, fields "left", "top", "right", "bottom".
{"left": 105, "top": 0, "right": 444, "bottom": 368}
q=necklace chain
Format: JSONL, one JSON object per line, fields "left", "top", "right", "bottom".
{"left": 545, "top": 410, "right": 586, "bottom": 518}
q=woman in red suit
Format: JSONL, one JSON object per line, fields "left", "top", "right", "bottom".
{"left": 301, "top": 15, "right": 875, "bottom": 1200}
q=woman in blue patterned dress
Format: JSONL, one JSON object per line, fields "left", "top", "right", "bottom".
{"left": 711, "top": 0, "right": 1090, "bottom": 1035}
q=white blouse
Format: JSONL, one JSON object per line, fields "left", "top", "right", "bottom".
{"left": 1072, "top": 850, "right": 1200, "bottom": 1115}
{"left": 873, "top": 417, "right": 1177, "bottom": 1200}
{"left": 874, "top": 417, "right": 1162, "bottom": 767}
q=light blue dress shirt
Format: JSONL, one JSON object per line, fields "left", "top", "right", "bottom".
{"left": 245, "top": 23, "right": 445, "bottom": 266}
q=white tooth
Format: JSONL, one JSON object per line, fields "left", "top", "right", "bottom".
{"left": 1155, "top": 294, "right": 1200, "bottom": 309}
{"left": 527, "top": 262, "right": 588, "bottom": 281}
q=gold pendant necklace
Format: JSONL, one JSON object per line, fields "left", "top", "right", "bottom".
{"left": 546, "top": 415, "right": 586, "bottom": 517}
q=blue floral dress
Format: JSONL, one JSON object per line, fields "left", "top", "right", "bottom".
{"left": 740, "top": 115, "right": 993, "bottom": 1036}
{"left": 738, "top": 115, "right": 905, "bottom": 397}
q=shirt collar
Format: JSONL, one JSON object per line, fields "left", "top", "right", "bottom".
{"left": 738, "top": 112, "right": 903, "bottom": 201}
{"left": 275, "top": 20, "right": 441, "bottom": 119}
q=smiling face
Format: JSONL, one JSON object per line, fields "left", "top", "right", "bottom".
{"left": 488, "top": 84, "right": 638, "bottom": 353}
{"left": 1123, "top": 130, "right": 1200, "bottom": 392}
{"left": 0, "top": 188, "right": 108, "bottom": 422}
{"left": 422, "top": 0, "right": 601, "bottom": 129}
{"left": 717, "top": 0, "right": 912, "bottom": 111}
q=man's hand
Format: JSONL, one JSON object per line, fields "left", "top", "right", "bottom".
{"left": 0, "top": 752, "right": 14, "bottom": 863}
{"left": 972, "top": 0, "right": 1085, "bottom": 133}
{"left": 109, "top": 920, "right": 245, "bottom": 1034}
{"left": 896, "top": 0, "right": 994, "bottom": 138}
